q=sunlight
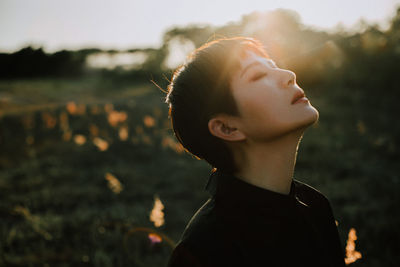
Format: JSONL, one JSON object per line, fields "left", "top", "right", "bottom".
{"left": 148, "top": 233, "right": 163, "bottom": 245}
{"left": 119, "top": 125, "right": 129, "bottom": 141}
{"left": 2, "top": 1, "right": 398, "bottom": 265}
{"left": 161, "top": 135, "right": 185, "bottom": 154}
{"left": 73, "top": 134, "right": 86, "bottom": 145}
{"left": 107, "top": 110, "right": 128, "bottom": 127}
{"left": 66, "top": 102, "right": 77, "bottom": 114}
{"left": 345, "top": 228, "right": 362, "bottom": 265}
{"left": 93, "top": 137, "right": 109, "bottom": 151}
{"left": 163, "top": 37, "right": 195, "bottom": 69}
{"left": 66, "top": 102, "right": 86, "bottom": 115}
{"left": 150, "top": 195, "right": 165, "bottom": 228}
{"left": 86, "top": 52, "right": 148, "bottom": 70}
{"left": 105, "top": 172, "right": 123, "bottom": 194}
{"left": 143, "top": 115, "right": 155, "bottom": 128}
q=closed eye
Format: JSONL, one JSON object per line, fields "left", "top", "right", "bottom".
{"left": 251, "top": 72, "right": 268, "bottom": 81}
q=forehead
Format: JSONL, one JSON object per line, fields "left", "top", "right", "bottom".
{"left": 229, "top": 48, "right": 275, "bottom": 85}
{"left": 240, "top": 50, "right": 270, "bottom": 66}
{"left": 235, "top": 49, "right": 277, "bottom": 76}
{"left": 238, "top": 40, "right": 268, "bottom": 57}
{"left": 224, "top": 42, "right": 271, "bottom": 82}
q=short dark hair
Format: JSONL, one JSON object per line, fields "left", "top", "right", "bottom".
{"left": 165, "top": 36, "right": 269, "bottom": 172}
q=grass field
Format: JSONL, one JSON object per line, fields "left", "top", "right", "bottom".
{"left": 1, "top": 78, "right": 398, "bottom": 266}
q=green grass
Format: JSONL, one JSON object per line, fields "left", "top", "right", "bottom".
{"left": 0, "top": 78, "right": 399, "bottom": 266}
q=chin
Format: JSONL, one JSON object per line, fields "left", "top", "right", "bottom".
{"left": 294, "top": 107, "right": 319, "bottom": 132}
{"left": 304, "top": 107, "right": 319, "bottom": 127}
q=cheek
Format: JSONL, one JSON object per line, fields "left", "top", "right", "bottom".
{"left": 235, "top": 89, "right": 282, "bottom": 123}
{"left": 234, "top": 89, "right": 294, "bottom": 140}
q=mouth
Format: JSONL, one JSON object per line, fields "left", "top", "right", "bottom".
{"left": 291, "top": 90, "right": 306, "bottom": 105}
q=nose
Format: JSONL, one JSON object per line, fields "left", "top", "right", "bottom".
{"left": 280, "top": 69, "right": 296, "bottom": 88}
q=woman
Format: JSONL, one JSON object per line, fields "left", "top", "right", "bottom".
{"left": 165, "top": 36, "right": 345, "bottom": 267}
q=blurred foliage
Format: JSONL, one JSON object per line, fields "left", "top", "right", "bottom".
{"left": 1, "top": 6, "right": 400, "bottom": 267}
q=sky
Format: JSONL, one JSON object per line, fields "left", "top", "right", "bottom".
{"left": 0, "top": 0, "right": 399, "bottom": 53}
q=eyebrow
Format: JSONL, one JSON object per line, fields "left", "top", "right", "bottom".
{"left": 240, "top": 59, "right": 276, "bottom": 78}
{"left": 240, "top": 61, "right": 262, "bottom": 78}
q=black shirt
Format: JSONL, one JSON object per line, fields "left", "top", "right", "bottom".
{"left": 167, "top": 169, "right": 346, "bottom": 267}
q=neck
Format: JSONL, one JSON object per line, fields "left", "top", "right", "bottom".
{"left": 232, "top": 129, "right": 304, "bottom": 195}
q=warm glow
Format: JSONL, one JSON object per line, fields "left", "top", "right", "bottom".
{"left": 345, "top": 228, "right": 362, "bottom": 265}
{"left": 41, "top": 111, "right": 57, "bottom": 129}
{"left": 86, "top": 52, "right": 148, "bottom": 70}
{"left": 163, "top": 37, "right": 196, "bottom": 69}
{"left": 143, "top": 115, "right": 156, "bottom": 128}
{"left": 74, "top": 134, "right": 86, "bottom": 145}
{"left": 2, "top": 0, "right": 394, "bottom": 54}
{"left": 150, "top": 195, "right": 165, "bottom": 228}
{"left": 66, "top": 102, "right": 85, "bottom": 115}
{"left": 161, "top": 136, "right": 173, "bottom": 148}
{"left": 93, "top": 137, "right": 109, "bottom": 151}
{"left": 148, "top": 233, "right": 163, "bottom": 244}
{"left": 107, "top": 110, "right": 128, "bottom": 127}
{"left": 119, "top": 125, "right": 129, "bottom": 141}
{"left": 105, "top": 172, "right": 123, "bottom": 194}
{"left": 66, "top": 101, "right": 77, "bottom": 114}
{"left": 162, "top": 136, "right": 185, "bottom": 154}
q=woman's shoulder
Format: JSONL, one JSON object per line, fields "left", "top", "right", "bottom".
{"left": 292, "top": 178, "right": 332, "bottom": 209}
{"left": 168, "top": 197, "right": 242, "bottom": 267}
{"left": 168, "top": 238, "right": 242, "bottom": 267}
{"left": 179, "top": 197, "right": 235, "bottom": 247}
{"left": 179, "top": 197, "right": 218, "bottom": 240}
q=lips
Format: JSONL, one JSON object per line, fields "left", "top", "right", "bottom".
{"left": 291, "top": 90, "right": 306, "bottom": 105}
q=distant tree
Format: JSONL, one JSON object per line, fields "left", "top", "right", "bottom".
{"left": 0, "top": 46, "right": 85, "bottom": 79}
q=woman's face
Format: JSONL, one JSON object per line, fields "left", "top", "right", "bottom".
{"left": 229, "top": 49, "right": 319, "bottom": 142}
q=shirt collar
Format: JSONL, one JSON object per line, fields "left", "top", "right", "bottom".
{"left": 205, "top": 168, "right": 299, "bottom": 212}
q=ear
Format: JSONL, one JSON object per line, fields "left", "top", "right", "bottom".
{"left": 208, "top": 116, "right": 246, "bottom": 142}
